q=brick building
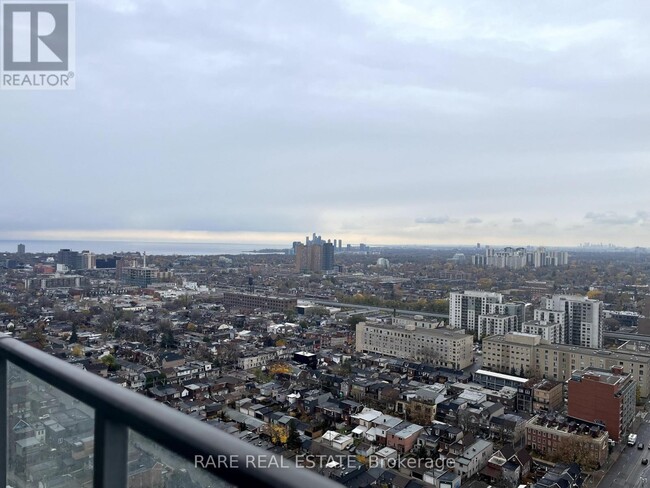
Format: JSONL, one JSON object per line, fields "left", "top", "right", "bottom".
{"left": 567, "top": 366, "right": 635, "bottom": 442}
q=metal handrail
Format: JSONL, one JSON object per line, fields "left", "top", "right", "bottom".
{"left": 0, "top": 336, "right": 342, "bottom": 488}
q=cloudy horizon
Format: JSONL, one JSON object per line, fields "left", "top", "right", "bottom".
{"left": 2, "top": 0, "right": 650, "bottom": 248}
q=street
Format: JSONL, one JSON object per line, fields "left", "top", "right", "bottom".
{"left": 597, "top": 416, "right": 650, "bottom": 488}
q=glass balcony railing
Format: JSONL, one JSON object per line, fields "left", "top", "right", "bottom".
{"left": 0, "top": 335, "right": 342, "bottom": 488}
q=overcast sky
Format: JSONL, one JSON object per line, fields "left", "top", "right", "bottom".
{"left": 2, "top": 0, "right": 650, "bottom": 247}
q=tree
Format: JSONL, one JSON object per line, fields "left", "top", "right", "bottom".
{"left": 284, "top": 309, "right": 297, "bottom": 322}
{"left": 22, "top": 322, "right": 46, "bottom": 348}
{"left": 267, "top": 424, "right": 289, "bottom": 446}
{"left": 305, "top": 306, "right": 330, "bottom": 318}
{"left": 338, "top": 359, "right": 353, "bottom": 378}
{"left": 160, "top": 330, "right": 176, "bottom": 349}
{"left": 347, "top": 315, "right": 366, "bottom": 327}
{"left": 415, "top": 444, "right": 428, "bottom": 459}
{"left": 587, "top": 290, "right": 604, "bottom": 300}
{"left": 478, "top": 278, "right": 494, "bottom": 290}
{"left": 548, "top": 436, "right": 600, "bottom": 471}
{"left": 100, "top": 354, "right": 120, "bottom": 371}
{"left": 286, "top": 421, "right": 301, "bottom": 450}
{"left": 418, "top": 346, "right": 440, "bottom": 365}
{"left": 69, "top": 323, "right": 79, "bottom": 344}
{"left": 407, "top": 403, "right": 435, "bottom": 426}
{"left": 269, "top": 362, "right": 292, "bottom": 376}
{"left": 158, "top": 319, "right": 176, "bottom": 349}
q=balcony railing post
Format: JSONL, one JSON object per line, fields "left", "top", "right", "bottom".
{"left": 93, "top": 414, "right": 128, "bottom": 488}
{"left": 0, "top": 357, "right": 6, "bottom": 488}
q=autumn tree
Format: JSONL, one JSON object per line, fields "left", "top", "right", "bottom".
{"left": 548, "top": 436, "right": 600, "bottom": 471}
{"left": 269, "top": 362, "right": 292, "bottom": 376}
{"left": 101, "top": 354, "right": 120, "bottom": 371}
{"left": 267, "top": 424, "right": 289, "bottom": 446}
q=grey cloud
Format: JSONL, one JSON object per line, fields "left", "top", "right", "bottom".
{"left": 2, "top": 1, "right": 650, "bottom": 246}
{"left": 584, "top": 211, "right": 649, "bottom": 226}
{"left": 415, "top": 216, "right": 457, "bottom": 225}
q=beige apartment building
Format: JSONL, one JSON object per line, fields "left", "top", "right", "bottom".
{"left": 355, "top": 322, "right": 474, "bottom": 369}
{"left": 482, "top": 332, "right": 540, "bottom": 377}
{"left": 483, "top": 332, "right": 650, "bottom": 397}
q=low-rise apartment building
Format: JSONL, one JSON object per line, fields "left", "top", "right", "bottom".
{"left": 223, "top": 292, "right": 297, "bottom": 313}
{"left": 355, "top": 322, "right": 474, "bottom": 369}
{"left": 525, "top": 414, "right": 609, "bottom": 468}
{"left": 516, "top": 378, "right": 564, "bottom": 414}
{"left": 483, "top": 332, "right": 650, "bottom": 397}
{"left": 483, "top": 332, "right": 540, "bottom": 377}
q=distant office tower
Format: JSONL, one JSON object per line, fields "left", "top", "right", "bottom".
{"left": 322, "top": 242, "right": 335, "bottom": 271}
{"left": 80, "top": 250, "right": 96, "bottom": 269}
{"left": 295, "top": 235, "right": 335, "bottom": 272}
{"left": 57, "top": 249, "right": 82, "bottom": 270}
{"left": 539, "top": 295, "right": 603, "bottom": 348}
{"left": 338, "top": 239, "right": 342, "bottom": 249}
{"left": 96, "top": 256, "right": 118, "bottom": 269}
{"left": 17, "top": 243, "right": 25, "bottom": 255}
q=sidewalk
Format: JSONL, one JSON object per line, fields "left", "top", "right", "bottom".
{"left": 586, "top": 443, "right": 625, "bottom": 488}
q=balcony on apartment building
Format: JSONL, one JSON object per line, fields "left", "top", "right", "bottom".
{"left": 0, "top": 335, "right": 341, "bottom": 488}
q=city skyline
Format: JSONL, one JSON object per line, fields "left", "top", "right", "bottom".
{"left": 2, "top": 1, "right": 650, "bottom": 246}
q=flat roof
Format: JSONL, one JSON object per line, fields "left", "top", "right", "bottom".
{"left": 475, "top": 369, "right": 528, "bottom": 383}
{"left": 361, "top": 323, "right": 472, "bottom": 338}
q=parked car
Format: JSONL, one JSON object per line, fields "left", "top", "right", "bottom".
{"left": 639, "top": 443, "right": 645, "bottom": 450}
{"left": 642, "top": 458, "right": 648, "bottom": 465}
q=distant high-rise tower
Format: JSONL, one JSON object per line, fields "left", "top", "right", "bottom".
{"left": 57, "top": 249, "right": 81, "bottom": 270}
{"left": 449, "top": 290, "right": 504, "bottom": 331}
{"left": 322, "top": 242, "right": 335, "bottom": 271}
{"left": 295, "top": 234, "right": 334, "bottom": 272}
{"left": 17, "top": 243, "right": 25, "bottom": 255}
{"left": 81, "top": 250, "right": 96, "bottom": 269}
{"left": 338, "top": 239, "right": 342, "bottom": 249}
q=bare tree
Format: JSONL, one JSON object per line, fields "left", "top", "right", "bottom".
{"left": 418, "top": 346, "right": 440, "bottom": 365}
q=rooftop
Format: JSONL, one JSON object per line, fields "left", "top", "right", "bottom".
{"left": 570, "top": 367, "right": 631, "bottom": 385}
